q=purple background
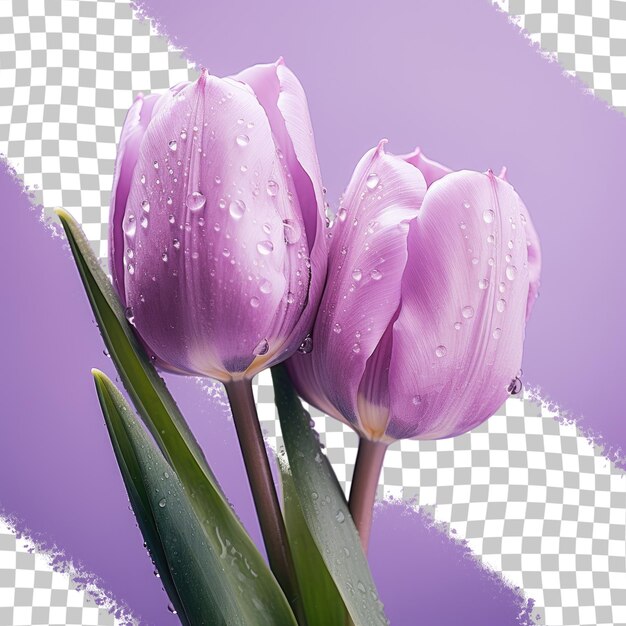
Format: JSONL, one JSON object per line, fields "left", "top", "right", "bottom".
{"left": 1, "top": 0, "right": 625, "bottom": 623}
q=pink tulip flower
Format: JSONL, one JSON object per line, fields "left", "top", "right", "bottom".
{"left": 109, "top": 61, "right": 327, "bottom": 383}
{"left": 286, "top": 142, "right": 541, "bottom": 550}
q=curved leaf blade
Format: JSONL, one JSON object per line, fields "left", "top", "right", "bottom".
{"left": 280, "top": 462, "right": 346, "bottom": 626}
{"left": 57, "top": 210, "right": 296, "bottom": 626}
{"left": 272, "top": 365, "right": 389, "bottom": 626}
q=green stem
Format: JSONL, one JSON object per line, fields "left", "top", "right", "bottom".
{"left": 224, "top": 378, "right": 307, "bottom": 625}
{"left": 348, "top": 437, "right": 389, "bottom": 554}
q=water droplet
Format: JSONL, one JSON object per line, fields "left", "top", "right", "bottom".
{"left": 253, "top": 338, "right": 269, "bottom": 356}
{"left": 311, "top": 491, "right": 319, "bottom": 500}
{"left": 352, "top": 268, "right": 362, "bottom": 282}
{"left": 182, "top": 190, "right": 205, "bottom": 212}
{"left": 508, "top": 376, "right": 523, "bottom": 395}
{"left": 222, "top": 248, "right": 231, "bottom": 258}
{"left": 454, "top": 322, "right": 462, "bottom": 330}
{"left": 140, "top": 215, "right": 148, "bottom": 229}
{"left": 153, "top": 160, "right": 159, "bottom": 170}
{"left": 492, "top": 327, "right": 502, "bottom": 339}
{"left": 366, "top": 173, "right": 379, "bottom": 189}
{"left": 462, "top": 306, "right": 474, "bottom": 319}
{"left": 127, "top": 263, "right": 135, "bottom": 275}
{"left": 172, "top": 238, "right": 181, "bottom": 250}
{"left": 168, "top": 140, "right": 177, "bottom": 152}
{"left": 158, "top": 498, "right": 166, "bottom": 508}
{"left": 124, "top": 307, "right": 134, "bottom": 323}
{"left": 298, "top": 334, "right": 313, "bottom": 354}
{"left": 496, "top": 298, "right": 506, "bottom": 312}
{"left": 229, "top": 199, "right": 246, "bottom": 220}
{"left": 506, "top": 265, "right": 517, "bottom": 281}
{"left": 282, "top": 219, "right": 300, "bottom": 244}
{"left": 286, "top": 291, "right": 295, "bottom": 304}
{"left": 498, "top": 281, "right": 506, "bottom": 293}
{"left": 357, "top": 581, "right": 367, "bottom": 594}
{"left": 471, "top": 257, "right": 479, "bottom": 265}
{"left": 459, "top": 221, "right": 467, "bottom": 230}
{"left": 352, "top": 343, "right": 361, "bottom": 354}
{"left": 411, "top": 395, "right": 422, "bottom": 405}
{"left": 508, "top": 239, "right": 514, "bottom": 250}
{"left": 335, "top": 511, "right": 345, "bottom": 523}
{"left": 333, "top": 323, "right": 342, "bottom": 334}
{"left": 463, "top": 201, "right": 471, "bottom": 209}
{"left": 167, "top": 604, "right": 177, "bottom": 614}
{"left": 124, "top": 215, "right": 137, "bottom": 237}
{"left": 259, "top": 279, "right": 272, "bottom": 294}
{"left": 257, "top": 240, "right": 274, "bottom": 255}
{"left": 337, "top": 207, "right": 347, "bottom": 222}
{"left": 236, "top": 134, "right": 250, "bottom": 147}
{"left": 487, "top": 234, "right": 495, "bottom": 244}
{"left": 370, "top": 269, "right": 383, "bottom": 281}
{"left": 435, "top": 345, "right": 447, "bottom": 358}
{"left": 483, "top": 209, "right": 495, "bottom": 223}
{"left": 266, "top": 180, "right": 279, "bottom": 196}
{"left": 479, "top": 278, "right": 489, "bottom": 290}
{"left": 140, "top": 173, "right": 146, "bottom": 184}
{"left": 161, "top": 252, "right": 168, "bottom": 262}
{"left": 250, "top": 296, "right": 260, "bottom": 308}
{"left": 180, "top": 129, "right": 187, "bottom": 140}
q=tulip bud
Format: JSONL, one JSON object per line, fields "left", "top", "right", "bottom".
{"left": 287, "top": 143, "right": 541, "bottom": 442}
{"left": 109, "top": 61, "right": 327, "bottom": 382}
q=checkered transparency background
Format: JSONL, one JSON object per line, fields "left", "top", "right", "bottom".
{"left": 0, "top": 1, "right": 625, "bottom": 625}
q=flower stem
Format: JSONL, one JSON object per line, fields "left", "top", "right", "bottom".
{"left": 224, "top": 378, "right": 306, "bottom": 625}
{"left": 348, "top": 437, "right": 388, "bottom": 554}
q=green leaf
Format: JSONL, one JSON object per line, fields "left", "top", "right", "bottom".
{"left": 272, "top": 365, "right": 389, "bottom": 626}
{"left": 58, "top": 210, "right": 297, "bottom": 626}
{"left": 279, "top": 461, "right": 346, "bottom": 626}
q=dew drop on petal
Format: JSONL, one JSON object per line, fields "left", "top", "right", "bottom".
{"left": 479, "top": 278, "right": 489, "bottom": 290}
{"left": 352, "top": 343, "right": 361, "bottom": 354}
{"left": 158, "top": 498, "right": 166, "bottom": 508}
{"left": 483, "top": 209, "right": 495, "bottom": 224}
{"left": 411, "top": 395, "right": 422, "bottom": 405}
{"left": 250, "top": 296, "right": 260, "bottom": 308}
{"left": 499, "top": 281, "right": 506, "bottom": 293}
{"left": 253, "top": 338, "right": 269, "bottom": 356}
{"left": 186, "top": 191, "right": 206, "bottom": 212}
{"left": 140, "top": 215, "right": 148, "bottom": 229}
{"left": 370, "top": 269, "right": 383, "bottom": 281}
{"left": 161, "top": 252, "right": 168, "bottom": 263}
{"left": 141, "top": 200, "right": 150, "bottom": 213}
{"left": 487, "top": 234, "right": 495, "bottom": 244}
{"left": 497, "top": 298, "right": 506, "bottom": 312}
{"left": 140, "top": 174, "right": 146, "bottom": 184}
{"left": 333, "top": 323, "right": 342, "bottom": 334}
{"left": 366, "top": 173, "right": 379, "bottom": 189}
{"left": 462, "top": 306, "right": 474, "bottom": 319}
{"left": 298, "top": 334, "right": 313, "bottom": 354}
{"left": 506, "top": 266, "right": 517, "bottom": 281}
{"left": 266, "top": 180, "right": 279, "bottom": 197}
{"left": 282, "top": 219, "right": 300, "bottom": 244}
{"left": 172, "top": 238, "right": 181, "bottom": 250}
{"left": 168, "top": 140, "right": 177, "bottom": 152}
{"left": 337, "top": 207, "right": 347, "bottom": 222}
{"left": 508, "top": 376, "right": 523, "bottom": 395}
{"left": 286, "top": 291, "right": 295, "bottom": 304}
{"left": 454, "top": 322, "right": 462, "bottom": 330}
{"left": 124, "top": 215, "right": 137, "bottom": 237}
{"left": 492, "top": 328, "right": 502, "bottom": 339}
{"left": 435, "top": 345, "right": 447, "bottom": 358}
{"left": 180, "top": 129, "right": 187, "bottom": 140}
{"left": 259, "top": 279, "right": 272, "bottom": 294}
{"left": 229, "top": 199, "right": 246, "bottom": 220}
{"left": 236, "top": 134, "right": 250, "bottom": 147}
{"left": 257, "top": 240, "right": 274, "bottom": 255}
{"left": 222, "top": 248, "right": 230, "bottom": 258}
{"left": 352, "top": 268, "right": 362, "bottom": 282}
{"left": 153, "top": 160, "right": 159, "bottom": 170}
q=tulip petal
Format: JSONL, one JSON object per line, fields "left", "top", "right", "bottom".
{"left": 124, "top": 72, "right": 311, "bottom": 380}
{"left": 401, "top": 147, "right": 452, "bottom": 187}
{"left": 289, "top": 143, "right": 426, "bottom": 436}
{"left": 233, "top": 61, "right": 328, "bottom": 363}
{"left": 387, "top": 170, "right": 531, "bottom": 440}
{"left": 109, "top": 92, "right": 162, "bottom": 299}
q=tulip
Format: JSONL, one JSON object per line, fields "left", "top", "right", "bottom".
{"left": 286, "top": 142, "right": 541, "bottom": 550}
{"left": 108, "top": 61, "right": 327, "bottom": 619}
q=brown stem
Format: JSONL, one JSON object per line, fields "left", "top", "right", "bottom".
{"left": 224, "top": 378, "right": 306, "bottom": 625}
{"left": 348, "top": 437, "right": 388, "bottom": 554}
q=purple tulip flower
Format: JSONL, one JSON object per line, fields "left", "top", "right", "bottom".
{"left": 286, "top": 142, "right": 541, "bottom": 550}
{"left": 109, "top": 61, "right": 327, "bottom": 383}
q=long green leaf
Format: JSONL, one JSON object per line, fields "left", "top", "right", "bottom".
{"left": 272, "top": 365, "right": 389, "bottom": 626}
{"left": 279, "top": 461, "right": 346, "bottom": 626}
{"left": 58, "top": 210, "right": 297, "bottom": 626}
